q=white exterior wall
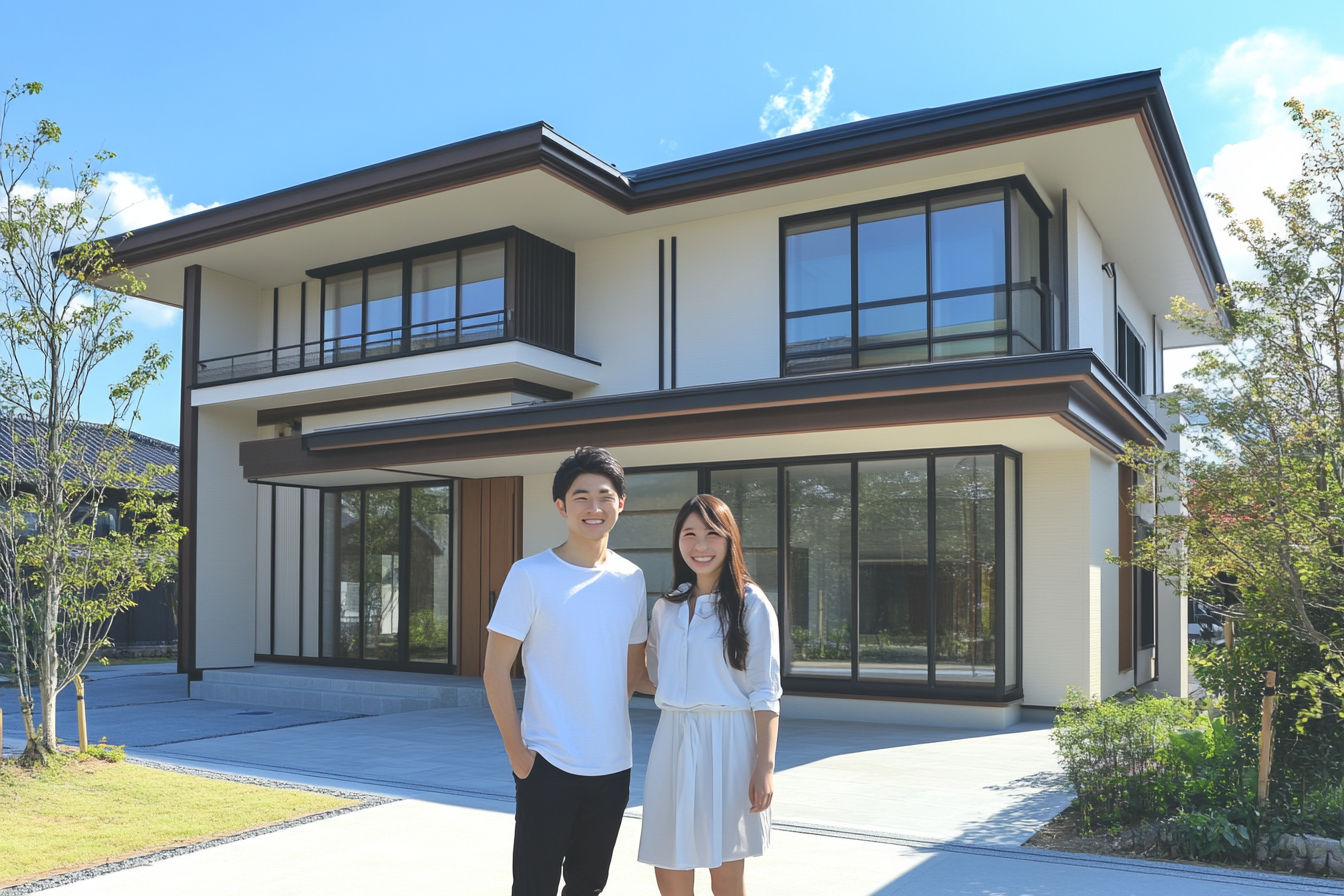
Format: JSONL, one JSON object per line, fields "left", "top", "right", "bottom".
{"left": 195, "top": 404, "right": 259, "bottom": 668}
{"left": 1071, "top": 202, "right": 1109, "bottom": 367}
{"left": 253, "top": 485, "right": 323, "bottom": 659}
{"left": 199, "top": 268, "right": 268, "bottom": 361}
{"left": 522, "top": 473, "right": 567, "bottom": 558}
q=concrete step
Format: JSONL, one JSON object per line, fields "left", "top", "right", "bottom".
{"left": 192, "top": 667, "right": 525, "bottom": 716}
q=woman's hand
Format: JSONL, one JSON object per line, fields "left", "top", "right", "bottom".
{"left": 749, "top": 762, "right": 774, "bottom": 813}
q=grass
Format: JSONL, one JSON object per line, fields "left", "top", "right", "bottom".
{"left": 0, "top": 755, "right": 356, "bottom": 886}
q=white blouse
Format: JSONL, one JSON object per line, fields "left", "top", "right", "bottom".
{"left": 647, "top": 584, "right": 782, "bottom": 714}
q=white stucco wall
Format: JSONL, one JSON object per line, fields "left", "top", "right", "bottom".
{"left": 195, "top": 404, "right": 259, "bottom": 669}
{"left": 199, "top": 267, "right": 268, "bottom": 362}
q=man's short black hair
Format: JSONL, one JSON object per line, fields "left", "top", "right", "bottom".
{"left": 552, "top": 446, "right": 626, "bottom": 502}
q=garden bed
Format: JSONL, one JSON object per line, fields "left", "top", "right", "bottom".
{"left": 0, "top": 753, "right": 365, "bottom": 889}
{"left": 1027, "top": 805, "right": 1344, "bottom": 878}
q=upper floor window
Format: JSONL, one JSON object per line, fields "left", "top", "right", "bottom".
{"left": 1116, "top": 313, "right": 1145, "bottom": 396}
{"left": 321, "top": 239, "right": 506, "bottom": 364}
{"left": 781, "top": 180, "right": 1054, "bottom": 376}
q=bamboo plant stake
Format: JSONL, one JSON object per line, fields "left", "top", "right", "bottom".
{"left": 1257, "top": 670, "right": 1277, "bottom": 808}
{"left": 74, "top": 675, "right": 88, "bottom": 752}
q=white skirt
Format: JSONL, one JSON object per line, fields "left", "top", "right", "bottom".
{"left": 638, "top": 708, "right": 769, "bottom": 870}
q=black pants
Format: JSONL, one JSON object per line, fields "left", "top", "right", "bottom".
{"left": 512, "top": 754, "right": 631, "bottom": 896}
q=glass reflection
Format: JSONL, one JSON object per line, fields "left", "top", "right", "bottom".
{"left": 786, "top": 464, "right": 852, "bottom": 678}
{"left": 609, "top": 471, "right": 699, "bottom": 618}
{"left": 785, "top": 218, "right": 850, "bottom": 313}
{"left": 934, "top": 456, "right": 996, "bottom": 685}
{"left": 858, "top": 205, "right": 925, "bottom": 303}
{"left": 365, "top": 264, "right": 404, "bottom": 356}
{"left": 362, "top": 488, "right": 401, "bottom": 662}
{"left": 408, "top": 485, "right": 452, "bottom": 663}
{"left": 710, "top": 468, "right": 779, "bottom": 611}
{"left": 859, "top": 458, "right": 929, "bottom": 682}
{"left": 411, "top": 253, "right": 457, "bottom": 351}
{"left": 323, "top": 271, "right": 363, "bottom": 362}
{"left": 460, "top": 243, "right": 505, "bottom": 341}
{"left": 931, "top": 191, "right": 1005, "bottom": 293}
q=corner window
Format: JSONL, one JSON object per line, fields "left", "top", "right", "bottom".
{"left": 617, "top": 448, "right": 1022, "bottom": 701}
{"left": 782, "top": 180, "right": 1052, "bottom": 375}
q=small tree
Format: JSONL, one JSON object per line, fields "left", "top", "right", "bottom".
{"left": 1120, "top": 99, "right": 1344, "bottom": 800}
{"left": 0, "top": 81, "right": 184, "bottom": 765}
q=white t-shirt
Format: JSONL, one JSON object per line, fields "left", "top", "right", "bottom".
{"left": 647, "top": 583, "right": 782, "bottom": 714}
{"left": 487, "top": 548, "right": 648, "bottom": 776}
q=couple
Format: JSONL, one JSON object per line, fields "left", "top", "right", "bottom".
{"left": 484, "top": 447, "right": 783, "bottom": 896}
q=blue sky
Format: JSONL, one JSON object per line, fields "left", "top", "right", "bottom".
{"left": 3, "top": 0, "right": 1342, "bottom": 443}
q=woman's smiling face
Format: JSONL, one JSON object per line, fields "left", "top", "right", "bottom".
{"left": 679, "top": 512, "right": 728, "bottom": 582}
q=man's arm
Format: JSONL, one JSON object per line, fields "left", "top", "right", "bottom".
{"left": 484, "top": 631, "right": 535, "bottom": 778}
{"left": 628, "top": 641, "right": 654, "bottom": 698}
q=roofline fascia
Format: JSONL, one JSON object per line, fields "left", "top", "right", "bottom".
{"left": 100, "top": 70, "right": 1225, "bottom": 306}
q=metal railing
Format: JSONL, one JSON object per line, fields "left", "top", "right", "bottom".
{"left": 195, "top": 311, "right": 506, "bottom": 385}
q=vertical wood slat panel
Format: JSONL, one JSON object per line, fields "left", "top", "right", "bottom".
{"left": 459, "top": 479, "right": 484, "bottom": 677}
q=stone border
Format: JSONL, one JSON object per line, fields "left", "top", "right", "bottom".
{"left": 0, "top": 758, "right": 396, "bottom": 894}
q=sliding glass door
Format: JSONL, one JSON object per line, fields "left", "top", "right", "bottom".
{"left": 320, "top": 483, "right": 454, "bottom": 669}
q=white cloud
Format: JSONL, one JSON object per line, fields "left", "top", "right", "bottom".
{"left": 96, "top": 171, "right": 217, "bottom": 235}
{"left": 763, "top": 61, "right": 780, "bottom": 78}
{"left": 759, "top": 65, "right": 867, "bottom": 138}
{"left": 1195, "top": 30, "right": 1344, "bottom": 281}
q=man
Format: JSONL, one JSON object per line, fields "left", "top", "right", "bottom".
{"left": 484, "top": 446, "right": 648, "bottom": 896}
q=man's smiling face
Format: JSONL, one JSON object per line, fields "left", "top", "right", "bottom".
{"left": 556, "top": 472, "right": 624, "bottom": 543}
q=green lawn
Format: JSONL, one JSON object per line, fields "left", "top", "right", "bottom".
{"left": 0, "top": 757, "right": 356, "bottom": 886}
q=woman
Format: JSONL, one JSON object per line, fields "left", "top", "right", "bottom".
{"left": 636, "top": 494, "right": 782, "bottom": 896}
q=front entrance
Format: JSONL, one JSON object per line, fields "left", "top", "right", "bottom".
{"left": 458, "top": 477, "right": 524, "bottom": 676}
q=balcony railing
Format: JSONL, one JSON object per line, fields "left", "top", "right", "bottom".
{"left": 195, "top": 311, "right": 505, "bottom": 386}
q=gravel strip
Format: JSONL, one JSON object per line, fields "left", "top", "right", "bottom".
{"left": 1, "top": 759, "right": 396, "bottom": 894}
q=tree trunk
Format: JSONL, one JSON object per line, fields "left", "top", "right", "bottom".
{"left": 17, "top": 696, "right": 50, "bottom": 766}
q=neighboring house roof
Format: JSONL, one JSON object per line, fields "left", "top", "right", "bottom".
{"left": 0, "top": 417, "right": 179, "bottom": 492}
{"left": 99, "top": 69, "right": 1226, "bottom": 299}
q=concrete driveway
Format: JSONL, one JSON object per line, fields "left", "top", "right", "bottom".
{"left": 4, "top": 664, "right": 1337, "bottom": 895}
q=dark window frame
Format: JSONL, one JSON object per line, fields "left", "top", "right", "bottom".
{"left": 626, "top": 444, "right": 1024, "bottom": 703}
{"left": 778, "top": 177, "right": 1053, "bottom": 377}
{"left": 1115, "top": 311, "right": 1146, "bottom": 396}
{"left": 277, "top": 478, "right": 459, "bottom": 675}
{"left": 313, "top": 228, "right": 513, "bottom": 366}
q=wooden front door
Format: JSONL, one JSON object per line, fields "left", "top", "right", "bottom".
{"left": 458, "top": 477, "right": 524, "bottom": 677}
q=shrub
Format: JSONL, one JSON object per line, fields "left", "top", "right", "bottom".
{"left": 1051, "top": 689, "right": 1242, "bottom": 828}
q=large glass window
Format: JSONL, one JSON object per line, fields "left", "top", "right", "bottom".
{"left": 624, "top": 448, "right": 1021, "bottom": 700}
{"left": 783, "top": 181, "right": 1051, "bottom": 374}
{"left": 858, "top": 458, "right": 928, "bottom": 682}
{"left": 934, "top": 456, "right": 996, "bottom": 686}
{"left": 320, "top": 483, "right": 454, "bottom": 667}
{"left": 785, "top": 464, "right": 853, "bottom": 679}
{"left": 609, "top": 471, "right": 700, "bottom": 618}
{"left": 321, "top": 240, "right": 506, "bottom": 363}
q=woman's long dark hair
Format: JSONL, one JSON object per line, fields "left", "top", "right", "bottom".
{"left": 666, "top": 494, "right": 752, "bottom": 671}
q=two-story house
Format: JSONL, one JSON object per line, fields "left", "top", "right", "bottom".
{"left": 106, "top": 70, "right": 1225, "bottom": 728}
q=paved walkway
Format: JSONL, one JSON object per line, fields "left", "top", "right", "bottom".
{"left": 4, "top": 664, "right": 1337, "bottom": 895}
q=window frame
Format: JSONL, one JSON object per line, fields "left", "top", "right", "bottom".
{"left": 625, "top": 444, "right": 1024, "bottom": 703}
{"left": 778, "top": 177, "right": 1053, "bottom": 377}
{"left": 308, "top": 479, "right": 457, "bottom": 673}
{"left": 312, "top": 228, "right": 513, "bottom": 366}
{"left": 1115, "top": 311, "right": 1146, "bottom": 396}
